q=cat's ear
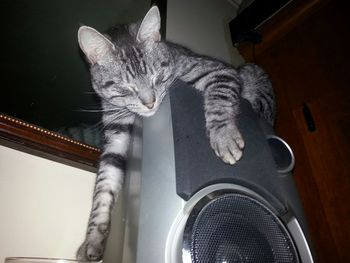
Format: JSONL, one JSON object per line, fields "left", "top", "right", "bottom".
{"left": 78, "top": 26, "right": 115, "bottom": 65}
{"left": 136, "top": 6, "right": 161, "bottom": 43}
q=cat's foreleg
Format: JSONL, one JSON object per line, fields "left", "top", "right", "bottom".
{"left": 204, "top": 84, "right": 244, "bottom": 165}
{"left": 77, "top": 116, "right": 134, "bottom": 261}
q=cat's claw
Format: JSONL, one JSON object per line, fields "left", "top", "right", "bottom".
{"left": 209, "top": 124, "right": 244, "bottom": 165}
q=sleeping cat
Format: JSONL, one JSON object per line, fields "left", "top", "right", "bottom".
{"left": 76, "top": 6, "right": 275, "bottom": 261}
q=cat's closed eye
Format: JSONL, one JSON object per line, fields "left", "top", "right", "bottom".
{"left": 101, "top": 81, "right": 132, "bottom": 96}
{"left": 107, "top": 84, "right": 134, "bottom": 97}
{"left": 126, "top": 84, "right": 138, "bottom": 93}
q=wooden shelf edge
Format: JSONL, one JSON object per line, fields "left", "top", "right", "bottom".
{"left": 0, "top": 113, "right": 101, "bottom": 168}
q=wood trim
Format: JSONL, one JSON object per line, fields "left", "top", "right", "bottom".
{"left": 0, "top": 113, "right": 100, "bottom": 168}
{"left": 238, "top": 0, "right": 329, "bottom": 61}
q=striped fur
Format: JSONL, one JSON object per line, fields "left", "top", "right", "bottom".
{"left": 77, "top": 6, "right": 275, "bottom": 261}
{"left": 238, "top": 63, "right": 276, "bottom": 125}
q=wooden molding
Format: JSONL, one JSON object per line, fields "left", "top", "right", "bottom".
{"left": 0, "top": 113, "right": 100, "bottom": 168}
{"left": 238, "top": 0, "right": 329, "bottom": 61}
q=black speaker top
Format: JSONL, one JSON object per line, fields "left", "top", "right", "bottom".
{"left": 169, "top": 81, "right": 287, "bottom": 215}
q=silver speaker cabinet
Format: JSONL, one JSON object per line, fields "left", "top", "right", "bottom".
{"left": 122, "top": 81, "right": 314, "bottom": 263}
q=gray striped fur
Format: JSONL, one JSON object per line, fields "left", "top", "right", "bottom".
{"left": 76, "top": 6, "right": 275, "bottom": 261}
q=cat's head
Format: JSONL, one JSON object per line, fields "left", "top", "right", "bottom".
{"left": 78, "top": 6, "right": 175, "bottom": 117}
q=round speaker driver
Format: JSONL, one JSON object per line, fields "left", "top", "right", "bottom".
{"left": 183, "top": 193, "right": 299, "bottom": 263}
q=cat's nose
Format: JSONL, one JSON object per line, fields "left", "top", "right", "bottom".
{"left": 145, "top": 102, "right": 155, "bottom": 109}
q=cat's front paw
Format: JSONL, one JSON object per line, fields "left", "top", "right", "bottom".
{"left": 209, "top": 124, "right": 245, "bottom": 165}
{"left": 76, "top": 238, "right": 104, "bottom": 262}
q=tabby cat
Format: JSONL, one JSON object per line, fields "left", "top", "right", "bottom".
{"left": 76, "top": 6, "right": 275, "bottom": 261}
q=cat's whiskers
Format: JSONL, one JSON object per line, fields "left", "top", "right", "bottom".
{"left": 105, "top": 108, "right": 131, "bottom": 120}
{"left": 75, "top": 108, "right": 121, "bottom": 113}
{"left": 101, "top": 110, "right": 132, "bottom": 130}
{"left": 86, "top": 108, "right": 130, "bottom": 133}
{"left": 83, "top": 91, "right": 98, "bottom": 95}
{"left": 87, "top": 120, "right": 105, "bottom": 133}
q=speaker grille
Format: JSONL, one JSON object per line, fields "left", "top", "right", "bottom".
{"left": 183, "top": 193, "right": 299, "bottom": 263}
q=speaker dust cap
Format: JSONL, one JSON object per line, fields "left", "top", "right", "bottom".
{"left": 182, "top": 192, "right": 299, "bottom": 263}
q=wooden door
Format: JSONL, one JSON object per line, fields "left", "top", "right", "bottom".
{"left": 238, "top": 0, "right": 350, "bottom": 261}
{"left": 294, "top": 93, "right": 350, "bottom": 262}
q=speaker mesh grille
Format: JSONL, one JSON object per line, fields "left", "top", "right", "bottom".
{"left": 185, "top": 194, "right": 299, "bottom": 263}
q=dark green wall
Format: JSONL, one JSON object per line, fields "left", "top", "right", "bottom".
{"left": 1, "top": 0, "right": 150, "bottom": 130}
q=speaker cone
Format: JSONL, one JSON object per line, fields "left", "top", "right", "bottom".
{"left": 183, "top": 192, "right": 299, "bottom": 263}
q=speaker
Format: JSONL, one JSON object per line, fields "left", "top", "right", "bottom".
{"left": 132, "top": 80, "right": 314, "bottom": 263}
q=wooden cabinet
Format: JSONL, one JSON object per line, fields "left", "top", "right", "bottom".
{"left": 238, "top": 0, "right": 350, "bottom": 261}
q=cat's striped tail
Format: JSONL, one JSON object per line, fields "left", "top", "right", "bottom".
{"left": 238, "top": 63, "right": 276, "bottom": 125}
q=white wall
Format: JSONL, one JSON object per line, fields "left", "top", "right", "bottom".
{"left": 0, "top": 145, "right": 96, "bottom": 262}
{"left": 0, "top": 141, "right": 133, "bottom": 263}
{"left": 166, "top": 0, "right": 244, "bottom": 66}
